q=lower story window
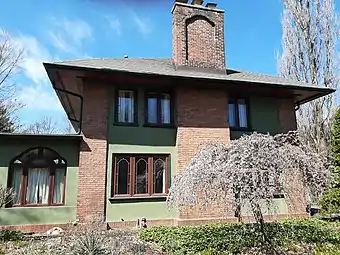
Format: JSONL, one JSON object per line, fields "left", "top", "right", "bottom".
{"left": 8, "top": 147, "right": 67, "bottom": 207}
{"left": 112, "top": 154, "right": 169, "bottom": 197}
{"left": 11, "top": 167, "right": 66, "bottom": 206}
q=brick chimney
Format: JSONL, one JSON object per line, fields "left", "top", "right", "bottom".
{"left": 172, "top": 0, "right": 226, "bottom": 71}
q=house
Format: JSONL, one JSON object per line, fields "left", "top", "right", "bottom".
{"left": 0, "top": 0, "right": 335, "bottom": 231}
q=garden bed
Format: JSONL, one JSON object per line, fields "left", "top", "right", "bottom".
{"left": 0, "top": 228, "right": 163, "bottom": 255}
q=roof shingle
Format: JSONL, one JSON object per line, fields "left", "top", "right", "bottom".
{"left": 45, "top": 58, "right": 332, "bottom": 90}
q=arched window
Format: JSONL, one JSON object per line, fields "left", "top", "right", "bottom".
{"left": 8, "top": 147, "right": 67, "bottom": 207}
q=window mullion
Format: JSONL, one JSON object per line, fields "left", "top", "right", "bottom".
{"left": 235, "top": 98, "right": 240, "bottom": 128}
{"left": 50, "top": 169, "right": 55, "bottom": 206}
{"left": 112, "top": 156, "right": 117, "bottom": 197}
{"left": 148, "top": 157, "right": 152, "bottom": 196}
{"left": 130, "top": 157, "right": 134, "bottom": 196}
{"left": 22, "top": 168, "right": 28, "bottom": 206}
{"left": 165, "top": 156, "right": 169, "bottom": 193}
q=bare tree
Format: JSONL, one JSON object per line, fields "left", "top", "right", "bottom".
{"left": 278, "top": 0, "right": 340, "bottom": 154}
{"left": 20, "top": 116, "right": 74, "bottom": 135}
{"left": 167, "top": 132, "right": 331, "bottom": 253}
{"left": 0, "top": 29, "right": 24, "bottom": 132}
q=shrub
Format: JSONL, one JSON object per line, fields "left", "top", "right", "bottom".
{"left": 0, "top": 230, "right": 24, "bottom": 242}
{"left": 140, "top": 219, "right": 340, "bottom": 254}
{"left": 320, "top": 188, "right": 340, "bottom": 215}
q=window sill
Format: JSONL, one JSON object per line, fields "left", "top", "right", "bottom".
{"left": 108, "top": 195, "right": 167, "bottom": 203}
{"left": 143, "top": 124, "right": 175, "bottom": 129}
{"left": 9, "top": 203, "right": 65, "bottom": 208}
{"left": 113, "top": 122, "right": 139, "bottom": 127}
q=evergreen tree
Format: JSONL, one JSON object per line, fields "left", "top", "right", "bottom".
{"left": 320, "top": 107, "right": 340, "bottom": 215}
{"left": 331, "top": 107, "right": 340, "bottom": 188}
{"left": 0, "top": 104, "right": 15, "bottom": 133}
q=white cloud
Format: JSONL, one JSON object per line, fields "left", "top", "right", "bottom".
{"left": 106, "top": 16, "right": 122, "bottom": 36}
{"left": 11, "top": 35, "right": 51, "bottom": 84}
{"left": 7, "top": 17, "right": 93, "bottom": 114}
{"left": 132, "top": 12, "right": 152, "bottom": 37}
{"left": 49, "top": 17, "right": 92, "bottom": 54}
{"left": 17, "top": 85, "right": 62, "bottom": 110}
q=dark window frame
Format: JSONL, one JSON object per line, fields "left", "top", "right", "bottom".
{"left": 111, "top": 154, "right": 170, "bottom": 198}
{"left": 144, "top": 91, "right": 174, "bottom": 127}
{"left": 228, "top": 96, "right": 251, "bottom": 131}
{"left": 114, "top": 88, "right": 138, "bottom": 126}
{"left": 7, "top": 147, "right": 67, "bottom": 208}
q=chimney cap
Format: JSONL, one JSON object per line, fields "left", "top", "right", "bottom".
{"left": 191, "top": 0, "right": 203, "bottom": 5}
{"left": 124, "top": 55, "right": 128, "bottom": 58}
{"left": 205, "top": 2, "right": 217, "bottom": 8}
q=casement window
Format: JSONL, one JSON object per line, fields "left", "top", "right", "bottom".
{"left": 115, "top": 90, "right": 137, "bottom": 124}
{"left": 8, "top": 147, "right": 67, "bottom": 207}
{"left": 112, "top": 155, "right": 169, "bottom": 197}
{"left": 228, "top": 98, "right": 249, "bottom": 129}
{"left": 146, "top": 92, "right": 173, "bottom": 125}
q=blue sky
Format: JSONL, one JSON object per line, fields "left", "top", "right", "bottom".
{"left": 1, "top": 0, "right": 337, "bottom": 127}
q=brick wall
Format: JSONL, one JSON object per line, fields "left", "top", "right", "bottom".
{"left": 283, "top": 168, "right": 308, "bottom": 214}
{"left": 277, "top": 98, "right": 307, "bottom": 214}
{"left": 277, "top": 98, "right": 297, "bottom": 133}
{"left": 176, "top": 87, "right": 232, "bottom": 219}
{"left": 172, "top": 2, "right": 225, "bottom": 70}
{"left": 0, "top": 224, "right": 69, "bottom": 233}
{"left": 108, "top": 213, "right": 308, "bottom": 228}
{"left": 77, "top": 82, "right": 109, "bottom": 222}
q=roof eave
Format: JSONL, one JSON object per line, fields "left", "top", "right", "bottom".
{"left": 0, "top": 133, "right": 83, "bottom": 141}
{"left": 43, "top": 62, "right": 336, "bottom": 104}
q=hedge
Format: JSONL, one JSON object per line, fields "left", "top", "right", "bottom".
{"left": 140, "top": 219, "right": 340, "bottom": 254}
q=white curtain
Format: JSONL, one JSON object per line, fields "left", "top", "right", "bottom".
{"left": 238, "top": 99, "right": 248, "bottom": 128}
{"left": 118, "top": 90, "right": 134, "bottom": 123}
{"left": 228, "top": 103, "right": 236, "bottom": 127}
{"left": 53, "top": 169, "right": 65, "bottom": 204}
{"left": 11, "top": 167, "right": 22, "bottom": 204}
{"left": 161, "top": 94, "right": 171, "bottom": 124}
{"left": 148, "top": 97, "right": 157, "bottom": 123}
{"left": 26, "top": 168, "right": 49, "bottom": 204}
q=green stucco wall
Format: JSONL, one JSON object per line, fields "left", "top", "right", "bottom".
{"left": 106, "top": 87, "right": 177, "bottom": 222}
{"left": 231, "top": 96, "right": 280, "bottom": 140}
{"left": 230, "top": 96, "right": 288, "bottom": 213}
{"left": 0, "top": 137, "right": 79, "bottom": 226}
{"left": 106, "top": 90, "right": 291, "bottom": 222}
{"left": 241, "top": 198, "right": 288, "bottom": 216}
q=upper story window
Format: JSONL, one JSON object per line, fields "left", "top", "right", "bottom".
{"left": 146, "top": 92, "right": 173, "bottom": 125}
{"left": 112, "top": 154, "right": 169, "bottom": 198}
{"left": 228, "top": 97, "right": 249, "bottom": 130}
{"left": 8, "top": 147, "right": 67, "bottom": 207}
{"left": 115, "top": 90, "right": 137, "bottom": 124}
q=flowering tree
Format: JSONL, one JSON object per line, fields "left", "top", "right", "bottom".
{"left": 167, "top": 131, "right": 331, "bottom": 252}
